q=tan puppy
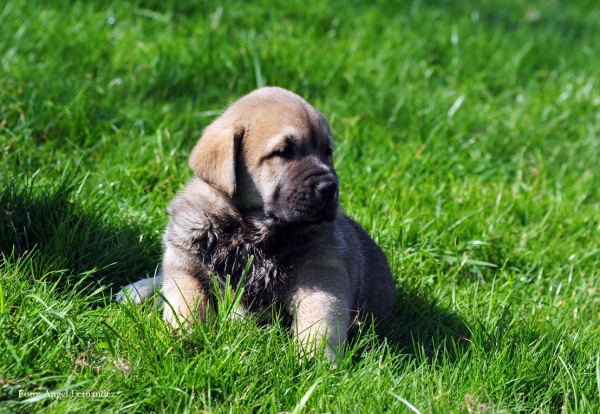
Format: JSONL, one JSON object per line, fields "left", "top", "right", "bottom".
{"left": 117, "top": 87, "right": 395, "bottom": 359}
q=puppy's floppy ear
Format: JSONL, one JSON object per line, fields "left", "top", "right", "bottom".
{"left": 188, "top": 118, "right": 245, "bottom": 197}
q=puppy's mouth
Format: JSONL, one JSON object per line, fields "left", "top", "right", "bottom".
{"left": 293, "top": 198, "right": 338, "bottom": 224}
{"left": 304, "top": 204, "right": 337, "bottom": 223}
{"left": 264, "top": 202, "right": 337, "bottom": 226}
{"left": 304, "top": 211, "right": 324, "bottom": 222}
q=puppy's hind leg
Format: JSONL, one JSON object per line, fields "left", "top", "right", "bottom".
{"left": 115, "top": 268, "right": 163, "bottom": 305}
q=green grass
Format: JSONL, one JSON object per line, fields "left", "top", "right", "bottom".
{"left": 2, "top": 0, "right": 600, "bottom": 411}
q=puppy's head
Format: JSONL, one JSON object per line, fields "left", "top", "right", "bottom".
{"left": 189, "top": 87, "right": 338, "bottom": 225}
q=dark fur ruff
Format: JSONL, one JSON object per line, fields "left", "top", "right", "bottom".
{"left": 186, "top": 211, "right": 311, "bottom": 312}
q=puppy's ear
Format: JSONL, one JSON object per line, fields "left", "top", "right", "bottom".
{"left": 188, "top": 119, "right": 245, "bottom": 197}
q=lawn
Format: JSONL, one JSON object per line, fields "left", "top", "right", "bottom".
{"left": 1, "top": 0, "right": 600, "bottom": 412}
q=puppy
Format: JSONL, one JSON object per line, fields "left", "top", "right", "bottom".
{"left": 117, "top": 87, "right": 395, "bottom": 359}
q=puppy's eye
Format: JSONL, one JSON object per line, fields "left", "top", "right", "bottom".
{"left": 273, "top": 146, "right": 294, "bottom": 161}
{"left": 325, "top": 148, "right": 333, "bottom": 158}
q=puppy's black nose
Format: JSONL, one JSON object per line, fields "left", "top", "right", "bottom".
{"left": 315, "top": 181, "right": 338, "bottom": 201}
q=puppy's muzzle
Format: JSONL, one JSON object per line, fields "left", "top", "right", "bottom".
{"left": 312, "top": 178, "right": 338, "bottom": 222}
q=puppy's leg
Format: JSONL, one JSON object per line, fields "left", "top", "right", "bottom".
{"left": 161, "top": 255, "right": 210, "bottom": 330}
{"left": 289, "top": 288, "right": 349, "bottom": 361}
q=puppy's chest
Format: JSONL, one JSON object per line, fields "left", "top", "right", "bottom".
{"left": 190, "top": 225, "right": 303, "bottom": 310}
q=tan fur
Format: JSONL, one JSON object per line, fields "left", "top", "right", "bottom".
{"left": 161, "top": 246, "right": 211, "bottom": 328}
{"left": 119, "top": 87, "right": 395, "bottom": 360}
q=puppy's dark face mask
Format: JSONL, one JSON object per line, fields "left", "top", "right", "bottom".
{"left": 235, "top": 109, "right": 339, "bottom": 227}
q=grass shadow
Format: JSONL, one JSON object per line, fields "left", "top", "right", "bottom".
{"left": 0, "top": 171, "right": 161, "bottom": 295}
{"left": 379, "top": 285, "right": 472, "bottom": 363}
